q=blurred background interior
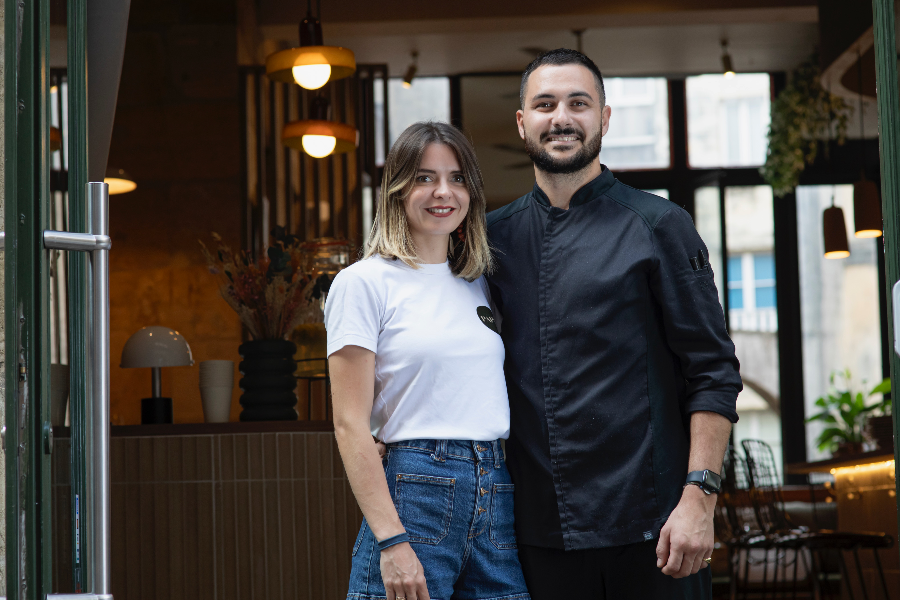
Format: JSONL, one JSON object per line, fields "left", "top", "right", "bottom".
{"left": 12, "top": 0, "right": 900, "bottom": 597}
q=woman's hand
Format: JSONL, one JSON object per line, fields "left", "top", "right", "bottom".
{"left": 380, "top": 543, "right": 430, "bottom": 600}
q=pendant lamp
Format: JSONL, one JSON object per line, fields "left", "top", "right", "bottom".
{"left": 265, "top": 0, "right": 355, "bottom": 90}
{"left": 104, "top": 167, "right": 137, "bottom": 195}
{"left": 852, "top": 46, "right": 883, "bottom": 238}
{"left": 823, "top": 199, "right": 850, "bottom": 260}
{"left": 283, "top": 95, "right": 358, "bottom": 158}
{"left": 721, "top": 40, "right": 735, "bottom": 78}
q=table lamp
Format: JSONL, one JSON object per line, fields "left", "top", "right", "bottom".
{"left": 121, "top": 326, "right": 194, "bottom": 424}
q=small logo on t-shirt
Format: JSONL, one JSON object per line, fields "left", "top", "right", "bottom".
{"left": 477, "top": 306, "right": 498, "bottom": 333}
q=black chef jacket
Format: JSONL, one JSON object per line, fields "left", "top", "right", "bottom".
{"left": 486, "top": 167, "right": 742, "bottom": 551}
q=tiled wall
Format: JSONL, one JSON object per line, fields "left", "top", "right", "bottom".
{"left": 53, "top": 431, "right": 362, "bottom": 599}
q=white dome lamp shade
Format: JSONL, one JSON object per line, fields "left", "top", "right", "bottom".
{"left": 121, "top": 326, "right": 194, "bottom": 424}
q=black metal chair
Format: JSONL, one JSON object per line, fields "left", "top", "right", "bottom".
{"left": 741, "top": 439, "right": 894, "bottom": 600}
{"left": 715, "top": 447, "right": 781, "bottom": 600}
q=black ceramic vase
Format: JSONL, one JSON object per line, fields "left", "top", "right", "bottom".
{"left": 238, "top": 339, "right": 298, "bottom": 421}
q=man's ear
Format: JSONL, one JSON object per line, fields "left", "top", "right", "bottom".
{"left": 601, "top": 105, "right": 612, "bottom": 137}
{"left": 516, "top": 109, "right": 526, "bottom": 141}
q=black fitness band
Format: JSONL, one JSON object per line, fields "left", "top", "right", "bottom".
{"left": 377, "top": 532, "right": 410, "bottom": 551}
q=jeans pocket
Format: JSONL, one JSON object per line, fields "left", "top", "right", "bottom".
{"left": 394, "top": 473, "right": 455, "bottom": 545}
{"left": 352, "top": 518, "right": 368, "bottom": 557}
{"left": 489, "top": 483, "right": 517, "bottom": 550}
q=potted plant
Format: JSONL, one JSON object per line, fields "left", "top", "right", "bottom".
{"left": 806, "top": 369, "right": 891, "bottom": 458}
{"left": 864, "top": 379, "right": 893, "bottom": 452}
{"left": 200, "top": 232, "right": 323, "bottom": 421}
{"left": 760, "top": 58, "right": 851, "bottom": 197}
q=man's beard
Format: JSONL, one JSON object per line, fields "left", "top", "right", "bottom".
{"left": 523, "top": 125, "right": 603, "bottom": 175}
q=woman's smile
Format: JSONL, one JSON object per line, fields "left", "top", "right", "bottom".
{"left": 425, "top": 206, "right": 455, "bottom": 217}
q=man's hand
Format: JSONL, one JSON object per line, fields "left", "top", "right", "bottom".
{"left": 655, "top": 484, "right": 717, "bottom": 578}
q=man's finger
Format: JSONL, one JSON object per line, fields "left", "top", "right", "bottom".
{"left": 656, "top": 527, "right": 670, "bottom": 568}
{"left": 663, "top": 540, "right": 684, "bottom": 576}
{"left": 687, "top": 551, "right": 705, "bottom": 577}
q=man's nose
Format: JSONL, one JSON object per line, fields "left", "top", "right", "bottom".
{"left": 550, "top": 104, "right": 572, "bottom": 128}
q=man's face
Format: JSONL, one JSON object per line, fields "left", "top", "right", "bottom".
{"left": 516, "top": 64, "right": 612, "bottom": 175}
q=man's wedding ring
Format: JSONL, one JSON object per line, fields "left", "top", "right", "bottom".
{"left": 703, "top": 557, "right": 712, "bottom": 564}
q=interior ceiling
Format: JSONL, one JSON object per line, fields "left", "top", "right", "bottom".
{"left": 259, "top": 2, "right": 819, "bottom": 78}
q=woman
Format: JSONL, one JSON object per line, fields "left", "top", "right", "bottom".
{"left": 325, "top": 121, "right": 530, "bottom": 600}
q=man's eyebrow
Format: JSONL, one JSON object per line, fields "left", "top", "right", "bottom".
{"left": 530, "top": 91, "right": 595, "bottom": 102}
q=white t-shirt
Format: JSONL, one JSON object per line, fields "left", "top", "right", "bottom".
{"left": 324, "top": 256, "right": 510, "bottom": 443}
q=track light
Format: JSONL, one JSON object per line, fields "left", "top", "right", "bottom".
{"left": 403, "top": 51, "right": 419, "bottom": 89}
{"left": 721, "top": 40, "right": 735, "bottom": 78}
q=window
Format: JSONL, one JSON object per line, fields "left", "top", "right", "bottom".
{"left": 602, "top": 78, "right": 670, "bottom": 170}
{"left": 379, "top": 77, "right": 451, "bottom": 157}
{"left": 725, "top": 186, "right": 782, "bottom": 474}
{"left": 797, "top": 185, "right": 884, "bottom": 460}
{"left": 696, "top": 185, "right": 783, "bottom": 475}
{"left": 686, "top": 74, "right": 771, "bottom": 168}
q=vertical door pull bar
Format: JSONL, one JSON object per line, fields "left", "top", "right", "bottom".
{"left": 42, "top": 182, "right": 112, "bottom": 597}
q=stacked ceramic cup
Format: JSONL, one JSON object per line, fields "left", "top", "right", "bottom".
{"left": 199, "top": 360, "right": 235, "bottom": 423}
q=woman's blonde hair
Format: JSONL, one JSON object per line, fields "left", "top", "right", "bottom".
{"left": 363, "top": 121, "right": 493, "bottom": 281}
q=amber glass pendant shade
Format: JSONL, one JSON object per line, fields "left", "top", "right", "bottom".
{"left": 266, "top": 46, "right": 356, "bottom": 89}
{"left": 282, "top": 120, "right": 358, "bottom": 158}
{"left": 823, "top": 205, "right": 850, "bottom": 259}
{"left": 104, "top": 168, "right": 137, "bottom": 195}
{"left": 853, "top": 176, "right": 883, "bottom": 238}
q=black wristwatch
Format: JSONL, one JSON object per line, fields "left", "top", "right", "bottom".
{"left": 684, "top": 470, "right": 722, "bottom": 495}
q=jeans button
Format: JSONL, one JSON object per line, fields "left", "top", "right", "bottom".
{"left": 478, "top": 507, "right": 486, "bottom": 514}
{"left": 480, "top": 487, "right": 487, "bottom": 496}
{"left": 480, "top": 467, "right": 488, "bottom": 475}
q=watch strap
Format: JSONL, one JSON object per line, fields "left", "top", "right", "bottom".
{"left": 685, "top": 470, "right": 722, "bottom": 494}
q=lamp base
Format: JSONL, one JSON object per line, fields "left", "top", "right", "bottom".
{"left": 141, "top": 397, "right": 173, "bottom": 424}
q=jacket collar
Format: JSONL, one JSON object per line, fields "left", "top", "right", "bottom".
{"left": 532, "top": 165, "right": 615, "bottom": 209}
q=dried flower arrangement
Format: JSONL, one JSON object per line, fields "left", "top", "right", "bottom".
{"left": 199, "top": 232, "right": 324, "bottom": 340}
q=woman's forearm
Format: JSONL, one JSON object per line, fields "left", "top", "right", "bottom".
{"left": 335, "top": 421, "right": 405, "bottom": 540}
{"left": 329, "top": 346, "right": 405, "bottom": 542}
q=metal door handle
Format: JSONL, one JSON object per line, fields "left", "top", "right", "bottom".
{"left": 42, "top": 182, "right": 112, "bottom": 598}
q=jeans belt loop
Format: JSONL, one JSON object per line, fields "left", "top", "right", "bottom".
{"left": 492, "top": 440, "right": 501, "bottom": 469}
{"left": 433, "top": 439, "right": 446, "bottom": 462}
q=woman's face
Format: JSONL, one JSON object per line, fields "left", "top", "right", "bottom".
{"left": 404, "top": 143, "right": 470, "bottom": 244}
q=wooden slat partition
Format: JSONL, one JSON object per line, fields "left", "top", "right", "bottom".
{"left": 52, "top": 431, "right": 362, "bottom": 598}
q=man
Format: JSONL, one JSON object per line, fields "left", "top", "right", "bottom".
{"left": 486, "top": 49, "right": 742, "bottom": 599}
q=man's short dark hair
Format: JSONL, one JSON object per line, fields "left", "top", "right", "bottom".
{"left": 520, "top": 48, "right": 606, "bottom": 109}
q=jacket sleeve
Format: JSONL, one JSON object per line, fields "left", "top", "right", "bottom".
{"left": 649, "top": 207, "right": 742, "bottom": 423}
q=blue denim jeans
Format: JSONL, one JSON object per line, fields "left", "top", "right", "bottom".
{"left": 347, "top": 439, "right": 531, "bottom": 600}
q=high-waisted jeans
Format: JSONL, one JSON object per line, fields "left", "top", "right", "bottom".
{"left": 347, "top": 439, "right": 531, "bottom": 600}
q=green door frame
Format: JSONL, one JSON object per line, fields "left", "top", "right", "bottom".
{"left": 67, "top": 0, "right": 91, "bottom": 589}
{"left": 4, "top": 0, "right": 54, "bottom": 596}
{"left": 871, "top": 0, "right": 900, "bottom": 562}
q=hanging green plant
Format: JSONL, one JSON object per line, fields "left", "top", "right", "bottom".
{"left": 760, "top": 58, "right": 852, "bottom": 197}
